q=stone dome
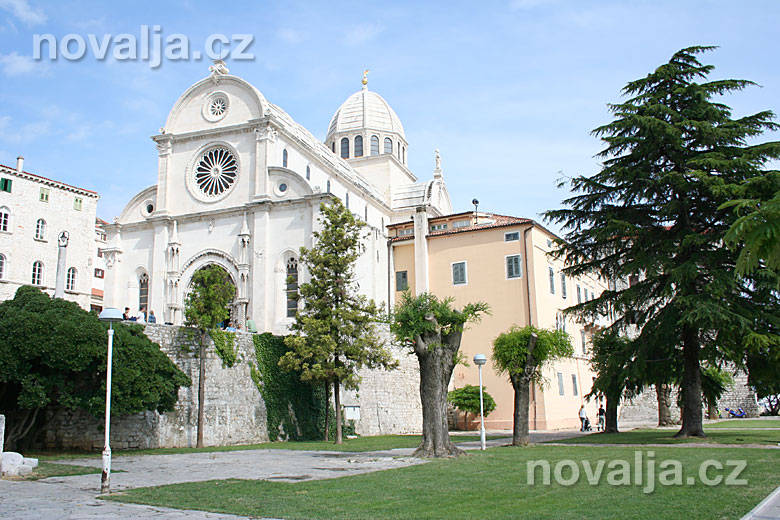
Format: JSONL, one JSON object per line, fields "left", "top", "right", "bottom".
{"left": 326, "top": 87, "right": 406, "bottom": 141}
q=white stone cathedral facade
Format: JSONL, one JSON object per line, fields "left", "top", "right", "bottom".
{"left": 103, "top": 64, "right": 452, "bottom": 332}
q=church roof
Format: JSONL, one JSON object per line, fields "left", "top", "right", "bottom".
{"left": 326, "top": 87, "right": 406, "bottom": 141}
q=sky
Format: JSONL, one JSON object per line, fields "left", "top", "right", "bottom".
{"left": 0, "top": 0, "right": 778, "bottom": 227}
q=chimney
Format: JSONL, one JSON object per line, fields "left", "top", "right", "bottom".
{"left": 16, "top": 156, "right": 24, "bottom": 173}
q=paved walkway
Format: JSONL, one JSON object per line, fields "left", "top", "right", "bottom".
{"left": 742, "top": 485, "right": 780, "bottom": 520}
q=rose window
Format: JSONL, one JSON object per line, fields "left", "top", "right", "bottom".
{"left": 209, "top": 96, "right": 227, "bottom": 117}
{"left": 194, "top": 147, "right": 238, "bottom": 196}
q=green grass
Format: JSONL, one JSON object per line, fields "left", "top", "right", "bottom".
{"left": 107, "top": 446, "right": 779, "bottom": 520}
{"left": 554, "top": 429, "right": 780, "bottom": 445}
{"left": 707, "top": 418, "right": 780, "bottom": 428}
{"left": 28, "top": 434, "right": 507, "bottom": 460}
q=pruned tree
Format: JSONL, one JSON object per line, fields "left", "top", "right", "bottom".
{"left": 447, "top": 385, "right": 496, "bottom": 430}
{"left": 390, "top": 292, "right": 489, "bottom": 457}
{"left": 545, "top": 46, "right": 780, "bottom": 438}
{"left": 587, "top": 330, "right": 639, "bottom": 433}
{"left": 281, "top": 199, "right": 397, "bottom": 444}
{"left": 184, "top": 264, "right": 235, "bottom": 448}
{"left": 0, "top": 286, "right": 190, "bottom": 450}
{"left": 492, "top": 325, "right": 573, "bottom": 445}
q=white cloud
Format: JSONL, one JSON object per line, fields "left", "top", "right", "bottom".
{"left": 509, "top": 0, "right": 557, "bottom": 10}
{"left": 0, "top": 0, "right": 46, "bottom": 25}
{"left": 0, "top": 51, "right": 48, "bottom": 76}
{"left": 343, "top": 23, "right": 383, "bottom": 46}
{"left": 277, "top": 28, "right": 303, "bottom": 44}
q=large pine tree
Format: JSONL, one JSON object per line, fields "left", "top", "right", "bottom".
{"left": 546, "top": 46, "right": 780, "bottom": 437}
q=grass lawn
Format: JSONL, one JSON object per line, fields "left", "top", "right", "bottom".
{"left": 5, "top": 461, "right": 101, "bottom": 480}
{"left": 28, "top": 434, "right": 506, "bottom": 460}
{"left": 107, "top": 445, "right": 779, "bottom": 520}
{"left": 707, "top": 419, "right": 780, "bottom": 429}
{"left": 553, "top": 429, "right": 780, "bottom": 445}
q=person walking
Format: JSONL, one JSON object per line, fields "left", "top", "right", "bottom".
{"left": 597, "top": 404, "right": 606, "bottom": 431}
{"left": 578, "top": 405, "right": 588, "bottom": 432}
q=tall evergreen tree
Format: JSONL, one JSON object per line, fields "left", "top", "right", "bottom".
{"left": 280, "top": 200, "right": 397, "bottom": 444}
{"left": 546, "top": 47, "right": 780, "bottom": 437}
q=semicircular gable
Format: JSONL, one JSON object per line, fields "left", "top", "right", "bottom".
{"left": 118, "top": 186, "right": 157, "bottom": 224}
{"left": 164, "top": 75, "right": 267, "bottom": 134}
{"left": 267, "top": 166, "right": 314, "bottom": 200}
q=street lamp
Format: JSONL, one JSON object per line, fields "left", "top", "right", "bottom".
{"left": 473, "top": 353, "right": 487, "bottom": 451}
{"left": 98, "top": 307, "right": 123, "bottom": 494}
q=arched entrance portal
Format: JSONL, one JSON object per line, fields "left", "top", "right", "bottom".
{"left": 185, "top": 264, "right": 239, "bottom": 328}
{"left": 177, "top": 249, "right": 248, "bottom": 329}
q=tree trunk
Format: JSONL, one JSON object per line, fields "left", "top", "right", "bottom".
{"left": 656, "top": 382, "right": 673, "bottom": 426}
{"left": 510, "top": 373, "right": 532, "bottom": 445}
{"left": 196, "top": 332, "right": 207, "bottom": 448}
{"left": 510, "top": 333, "right": 537, "bottom": 446}
{"left": 675, "top": 326, "right": 705, "bottom": 438}
{"left": 333, "top": 381, "right": 343, "bottom": 445}
{"left": 323, "top": 382, "right": 330, "bottom": 441}
{"left": 413, "top": 315, "right": 464, "bottom": 458}
{"left": 604, "top": 394, "right": 619, "bottom": 433}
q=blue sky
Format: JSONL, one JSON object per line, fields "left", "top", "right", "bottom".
{"left": 0, "top": 0, "right": 778, "bottom": 225}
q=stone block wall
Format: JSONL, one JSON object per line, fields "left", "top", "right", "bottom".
{"left": 619, "top": 368, "right": 759, "bottom": 425}
{"left": 42, "top": 324, "right": 423, "bottom": 449}
{"left": 43, "top": 324, "right": 267, "bottom": 450}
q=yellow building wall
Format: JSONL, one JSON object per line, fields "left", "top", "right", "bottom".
{"left": 389, "top": 222, "right": 608, "bottom": 431}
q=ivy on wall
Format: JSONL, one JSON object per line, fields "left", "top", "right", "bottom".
{"left": 210, "top": 328, "right": 238, "bottom": 367}
{"left": 251, "top": 333, "right": 328, "bottom": 441}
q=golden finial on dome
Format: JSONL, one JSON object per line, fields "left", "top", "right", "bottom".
{"left": 362, "top": 69, "right": 369, "bottom": 88}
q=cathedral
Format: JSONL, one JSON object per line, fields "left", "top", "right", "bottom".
{"left": 102, "top": 63, "right": 452, "bottom": 331}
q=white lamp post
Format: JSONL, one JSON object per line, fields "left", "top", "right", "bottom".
{"left": 98, "top": 307, "right": 123, "bottom": 494}
{"left": 473, "top": 353, "right": 487, "bottom": 451}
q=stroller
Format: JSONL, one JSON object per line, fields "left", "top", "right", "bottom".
{"left": 725, "top": 407, "right": 747, "bottom": 418}
{"left": 582, "top": 417, "right": 593, "bottom": 432}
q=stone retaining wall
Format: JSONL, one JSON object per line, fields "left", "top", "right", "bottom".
{"left": 42, "top": 324, "right": 423, "bottom": 449}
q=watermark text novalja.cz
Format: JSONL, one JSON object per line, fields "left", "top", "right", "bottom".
{"left": 526, "top": 451, "right": 747, "bottom": 494}
{"left": 32, "top": 26, "right": 254, "bottom": 68}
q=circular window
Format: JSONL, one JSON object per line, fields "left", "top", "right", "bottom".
{"left": 194, "top": 146, "right": 238, "bottom": 197}
{"left": 278, "top": 183, "right": 287, "bottom": 193}
{"left": 203, "top": 92, "right": 229, "bottom": 122}
{"left": 146, "top": 203, "right": 154, "bottom": 214}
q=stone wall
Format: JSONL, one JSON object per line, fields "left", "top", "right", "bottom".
{"left": 619, "top": 368, "right": 759, "bottom": 424}
{"left": 42, "top": 324, "right": 423, "bottom": 449}
{"left": 43, "top": 324, "right": 267, "bottom": 450}
{"left": 342, "top": 334, "right": 423, "bottom": 436}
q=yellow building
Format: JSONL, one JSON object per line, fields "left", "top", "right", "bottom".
{"left": 388, "top": 209, "right": 609, "bottom": 430}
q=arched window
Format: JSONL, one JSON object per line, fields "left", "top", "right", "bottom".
{"left": 340, "top": 137, "right": 349, "bottom": 159}
{"left": 402, "top": 146, "right": 406, "bottom": 164}
{"left": 282, "top": 149, "right": 288, "bottom": 168}
{"left": 306, "top": 165, "right": 311, "bottom": 180}
{"left": 364, "top": 205, "right": 368, "bottom": 221}
{"left": 397, "top": 144, "right": 401, "bottom": 160}
{"left": 384, "top": 137, "right": 392, "bottom": 155}
{"left": 354, "top": 135, "right": 363, "bottom": 157}
{"left": 139, "top": 272, "right": 149, "bottom": 312}
{"left": 370, "top": 135, "right": 379, "bottom": 156}
{"left": 0, "top": 253, "right": 5, "bottom": 279}
{"left": 345, "top": 193, "right": 350, "bottom": 209}
{"left": 0, "top": 207, "right": 9, "bottom": 232}
{"left": 331, "top": 142, "right": 335, "bottom": 153}
{"left": 35, "top": 218, "right": 46, "bottom": 240}
{"left": 286, "top": 257, "right": 298, "bottom": 318}
{"left": 31, "top": 261, "right": 43, "bottom": 285}
{"left": 66, "top": 267, "right": 76, "bottom": 291}
{"left": 326, "top": 180, "right": 331, "bottom": 193}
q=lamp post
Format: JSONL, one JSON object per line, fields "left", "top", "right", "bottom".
{"left": 98, "top": 307, "right": 123, "bottom": 494}
{"left": 473, "top": 353, "right": 487, "bottom": 451}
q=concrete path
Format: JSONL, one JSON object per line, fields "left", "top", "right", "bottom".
{"left": 741, "top": 485, "right": 780, "bottom": 520}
